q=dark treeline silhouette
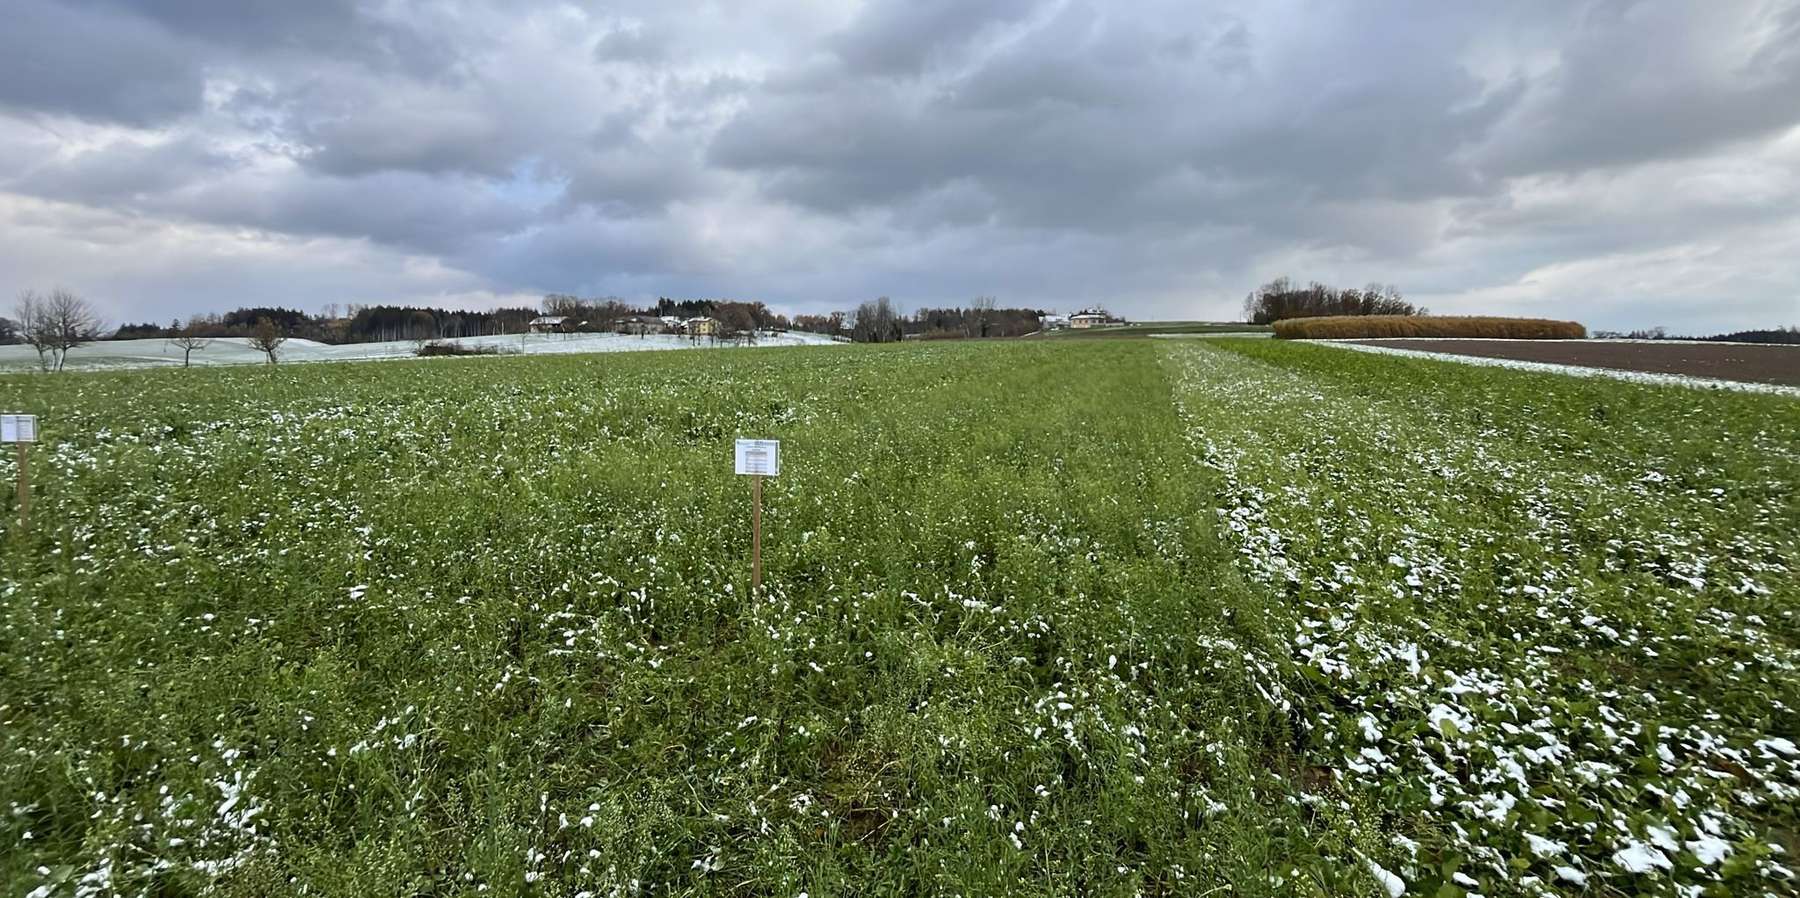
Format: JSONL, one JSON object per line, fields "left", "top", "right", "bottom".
{"left": 1705, "top": 326, "right": 1800, "bottom": 344}
{"left": 223, "top": 307, "right": 316, "bottom": 333}
{"left": 813, "top": 296, "right": 1048, "bottom": 343}
{"left": 790, "top": 312, "right": 846, "bottom": 335}
{"left": 111, "top": 305, "right": 540, "bottom": 344}
{"left": 1593, "top": 325, "right": 1800, "bottom": 344}
{"left": 909, "top": 304, "right": 1041, "bottom": 339}
{"left": 115, "top": 321, "right": 172, "bottom": 338}
{"left": 849, "top": 297, "right": 905, "bottom": 343}
{"left": 1243, "top": 277, "right": 1420, "bottom": 324}
{"left": 343, "top": 306, "right": 538, "bottom": 342}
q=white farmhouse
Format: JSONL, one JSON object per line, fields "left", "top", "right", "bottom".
{"left": 1070, "top": 308, "right": 1113, "bottom": 329}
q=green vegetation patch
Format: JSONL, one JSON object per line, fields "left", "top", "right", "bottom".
{"left": 3, "top": 338, "right": 1794, "bottom": 897}
{"left": 0, "top": 343, "right": 1359, "bottom": 897}
{"left": 1168, "top": 338, "right": 1799, "bottom": 896}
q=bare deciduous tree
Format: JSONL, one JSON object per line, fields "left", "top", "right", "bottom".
{"left": 15, "top": 288, "right": 103, "bottom": 371}
{"left": 249, "top": 316, "right": 287, "bottom": 364}
{"left": 46, "top": 288, "right": 103, "bottom": 371}
{"left": 1242, "top": 277, "right": 1420, "bottom": 324}
{"left": 850, "top": 296, "right": 904, "bottom": 343}
{"left": 168, "top": 319, "right": 213, "bottom": 368}
{"left": 713, "top": 302, "right": 760, "bottom": 344}
{"left": 969, "top": 295, "right": 997, "bottom": 338}
{"left": 13, "top": 291, "right": 51, "bottom": 370}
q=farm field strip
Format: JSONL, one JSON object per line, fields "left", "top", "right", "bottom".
{"left": 1167, "top": 339, "right": 1800, "bottom": 897}
{"left": 1323, "top": 340, "right": 1800, "bottom": 396}
{"left": 3, "top": 339, "right": 1795, "bottom": 897}
{"left": 1, "top": 342, "right": 1372, "bottom": 896}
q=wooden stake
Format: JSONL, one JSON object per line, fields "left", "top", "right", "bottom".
{"left": 751, "top": 474, "right": 763, "bottom": 593}
{"left": 14, "top": 443, "right": 27, "bottom": 532}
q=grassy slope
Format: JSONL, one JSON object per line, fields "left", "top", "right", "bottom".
{"left": 1169, "top": 339, "right": 1799, "bottom": 896}
{"left": 0, "top": 344, "right": 1356, "bottom": 896}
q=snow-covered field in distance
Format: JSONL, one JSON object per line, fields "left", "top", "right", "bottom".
{"left": 0, "top": 330, "right": 844, "bottom": 373}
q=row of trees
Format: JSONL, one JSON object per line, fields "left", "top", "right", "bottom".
{"left": 539, "top": 294, "right": 1050, "bottom": 344}
{"left": 9, "top": 288, "right": 291, "bottom": 370}
{"left": 7, "top": 289, "right": 1084, "bottom": 366}
{"left": 910, "top": 298, "right": 1043, "bottom": 339}
{"left": 159, "top": 318, "right": 286, "bottom": 367}
{"left": 1702, "top": 326, "right": 1800, "bottom": 344}
{"left": 818, "top": 296, "right": 1049, "bottom": 343}
{"left": 1242, "top": 277, "right": 1420, "bottom": 324}
{"left": 108, "top": 296, "right": 798, "bottom": 353}
{"left": 1591, "top": 325, "right": 1800, "bottom": 344}
{"left": 116, "top": 305, "right": 544, "bottom": 345}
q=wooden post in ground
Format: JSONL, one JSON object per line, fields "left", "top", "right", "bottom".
{"left": 735, "top": 438, "right": 779, "bottom": 595}
{"left": 14, "top": 443, "right": 27, "bottom": 532}
{"left": 751, "top": 474, "right": 763, "bottom": 593}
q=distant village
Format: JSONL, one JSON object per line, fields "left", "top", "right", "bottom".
{"left": 98, "top": 297, "right": 1129, "bottom": 346}
{"left": 527, "top": 313, "right": 721, "bottom": 337}
{"left": 529, "top": 305, "right": 1124, "bottom": 337}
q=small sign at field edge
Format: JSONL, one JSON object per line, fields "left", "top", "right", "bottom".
{"left": 1, "top": 414, "right": 37, "bottom": 443}
{"left": 735, "top": 439, "right": 780, "bottom": 477}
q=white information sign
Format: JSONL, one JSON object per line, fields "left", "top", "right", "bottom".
{"left": 735, "top": 439, "right": 780, "bottom": 476}
{"left": 1, "top": 414, "right": 36, "bottom": 443}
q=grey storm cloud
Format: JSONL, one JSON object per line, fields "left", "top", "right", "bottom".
{"left": 0, "top": 1, "right": 205, "bottom": 126}
{"left": 1, "top": 0, "right": 1798, "bottom": 332}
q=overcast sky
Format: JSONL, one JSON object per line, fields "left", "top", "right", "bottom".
{"left": 3, "top": 1, "right": 1799, "bottom": 332}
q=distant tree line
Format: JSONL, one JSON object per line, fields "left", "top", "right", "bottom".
{"left": 541, "top": 295, "right": 789, "bottom": 336}
{"left": 1704, "top": 326, "right": 1800, "bottom": 344}
{"left": 1591, "top": 325, "right": 1800, "bottom": 344}
{"left": 1242, "top": 277, "right": 1420, "bottom": 324}
{"left": 818, "top": 296, "right": 1048, "bottom": 343}
{"left": 541, "top": 294, "right": 1046, "bottom": 344}
{"left": 114, "top": 305, "right": 543, "bottom": 344}
{"left": 109, "top": 297, "right": 801, "bottom": 345}
{"left": 910, "top": 297, "right": 1041, "bottom": 339}
{"left": 10, "top": 289, "right": 1082, "bottom": 358}
{"left": 848, "top": 297, "right": 906, "bottom": 343}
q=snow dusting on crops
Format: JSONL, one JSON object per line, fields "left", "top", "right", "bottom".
{"left": 1, "top": 338, "right": 1793, "bottom": 896}
{"left": 1168, "top": 339, "right": 1799, "bottom": 896}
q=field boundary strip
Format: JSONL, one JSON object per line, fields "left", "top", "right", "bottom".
{"left": 1317, "top": 339, "right": 1800, "bottom": 396}
{"left": 1160, "top": 339, "right": 1800, "bottom": 896}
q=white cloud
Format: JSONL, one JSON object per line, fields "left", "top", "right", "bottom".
{"left": 0, "top": 193, "right": 524, "bottom": 322}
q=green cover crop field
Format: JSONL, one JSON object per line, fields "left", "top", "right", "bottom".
{"left": 1, "top": 340, "right": 1796, "bottom": 897}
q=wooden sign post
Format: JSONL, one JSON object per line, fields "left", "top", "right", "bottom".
{"left": 734, "top": 439, "right": 780, "bottom": 593}
{"left": 2, "top": 414, "right": 37, "bottom": 531}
